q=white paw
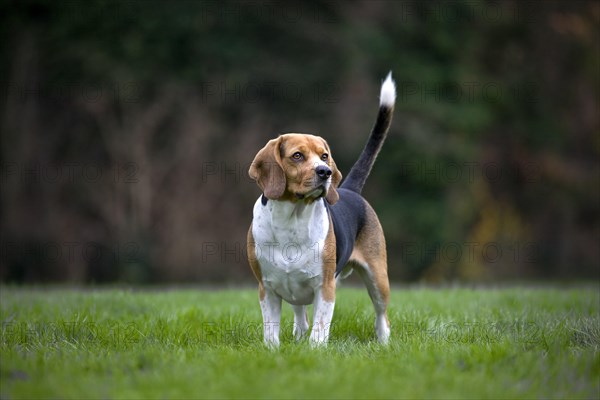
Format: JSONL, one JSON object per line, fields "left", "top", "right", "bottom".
{"left": 309, "top": 327, "right": 330, "bottom": 347}
{"left": 293, "top": 325, "right": 309, "bottom": 341}
{"left": 264, "top": 337, "right": 280, "bottom": 348}
{"left": 375, "top": 316, "right": 390, "bottom": 344}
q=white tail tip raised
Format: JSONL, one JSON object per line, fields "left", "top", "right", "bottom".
{"left": 380, "top": 71, "right": 396, "bottom": 107}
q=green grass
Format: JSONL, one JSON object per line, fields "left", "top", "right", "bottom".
{"left": 1, "top": 285, "right": 599, "bottom": 399}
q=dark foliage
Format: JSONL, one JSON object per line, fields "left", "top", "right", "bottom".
{"left": 1, "top": 1, "right": 598, "bottom": 283}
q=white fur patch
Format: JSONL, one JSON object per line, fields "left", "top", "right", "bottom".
{"left": 309, "top": 297, "right": 335, "bottom": 346}
{"left": 375, "top": 314, "right": 390, "bottom": 344}
{"left": 292, "top": 305, "right": 309, "bottom": 340}
{"left": 252, "top": 197, "right": 329, "bottom": 306}
{"left": 380, "top": 72, "right": 396, "bottom": 107}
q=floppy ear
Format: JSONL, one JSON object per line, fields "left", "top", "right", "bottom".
{"left": 249, "top": 137, "right": 286, "bottom": 200}
{"left": 325, "top": 156, "right": 342, "bottom": 205}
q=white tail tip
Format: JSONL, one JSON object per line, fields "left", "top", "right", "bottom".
{"left": 380, "top": 71, "right": 396, "bottom": 107}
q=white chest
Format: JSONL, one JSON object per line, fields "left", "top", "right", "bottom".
{"left": 251, "top": 198, "right": 329, "bottom": 305}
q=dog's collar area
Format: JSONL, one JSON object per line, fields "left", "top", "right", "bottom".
{"left": 261, "top": 194, "right": 268, "bottom": 206}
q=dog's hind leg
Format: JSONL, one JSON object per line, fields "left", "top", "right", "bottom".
{"left": 351, "top": 203, "right": 391, "bottom": 344}
{"left": 356, "top": 262, "right": 390, "bottom": 344}
{"left": 292, "top": 305, "right": 309, "bottom": 340}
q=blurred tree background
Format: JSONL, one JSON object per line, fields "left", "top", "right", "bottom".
{"left": 1, "top": 0, "right": 598, "bottom": 284}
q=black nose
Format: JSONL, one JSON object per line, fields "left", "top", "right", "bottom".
{"left": 316, "top": 165, "right": 332, "bottom": 180}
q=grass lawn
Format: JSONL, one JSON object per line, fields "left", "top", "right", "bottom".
{"left": 1, "top": 285, "right": 598, "bottom": 399}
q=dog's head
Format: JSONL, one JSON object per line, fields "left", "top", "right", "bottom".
{"left": 249, "top": 133, "right": 343, "bottom": 205}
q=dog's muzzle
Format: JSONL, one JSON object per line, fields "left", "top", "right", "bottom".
{"left": 315, "top": 165, "right": 332, "bottom": 181}
{"left": 295, "top": 166, "right": 332, "bottom": 200}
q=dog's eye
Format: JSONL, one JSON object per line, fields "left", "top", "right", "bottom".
{"left": 291, "top": 152, "right": 304, "bottom": 161}
{"left": 321, "top": 153, "right": 329, "bottom": 161}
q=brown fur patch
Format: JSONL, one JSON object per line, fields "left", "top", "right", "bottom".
{"left": 350, "top": 201, "right": 390, "bottom": 304}
{"left": 321, "top": 213, "right": 337, "bottom": 302}
{"left": 248, "top": 137, "right": 286, "bottom": 200}
{"left": 247, "top": 225, "right": 265, "bottom": 301}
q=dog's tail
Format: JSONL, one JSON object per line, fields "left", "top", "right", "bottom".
{"left": 340, "top": 72, "right": 396, "bottom": 194}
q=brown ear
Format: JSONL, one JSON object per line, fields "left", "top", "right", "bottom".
{"left": 325, "top": 156, "right": 342, "bottom": 205}
{"left": 249, "top": 137, "right": 286, "bottom": 200}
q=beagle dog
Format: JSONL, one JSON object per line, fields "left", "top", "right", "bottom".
{"left": 247, "top": 73, "right": 396, "bottom": 346}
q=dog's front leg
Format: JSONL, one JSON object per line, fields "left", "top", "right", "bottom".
{"left": 260, "top": 288, "right": 282, "bottom": 347}
{"left": 309, "top": 289, "right": 335, "bottom": 346}
{"left": 310, "top": 220, "right": 337, "bottom": 347}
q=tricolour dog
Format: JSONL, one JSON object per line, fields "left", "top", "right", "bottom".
{"left": 247, "top": 73, "right": 396, "bottom": 346}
